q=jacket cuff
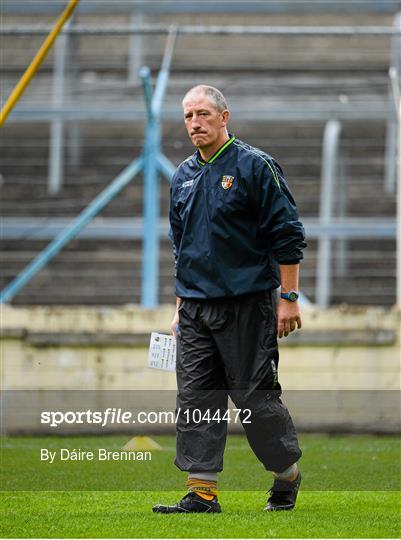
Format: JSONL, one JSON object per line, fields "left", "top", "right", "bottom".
{"left": 276, "top": 258, "right": 302, "bottom": 265}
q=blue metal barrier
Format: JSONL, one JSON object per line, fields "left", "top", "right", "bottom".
{"left": 0, "top": 158, "right": 143, "bottom": 304}
{"left": 0, "top": 28, "right": 177, "bottom": 307}
{"left": 140, "top": 27, "right": 177, "bottom": 308}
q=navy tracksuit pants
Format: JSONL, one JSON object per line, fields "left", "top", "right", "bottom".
{"left": 175, "top": 290, "right": 302, "bottom": 474}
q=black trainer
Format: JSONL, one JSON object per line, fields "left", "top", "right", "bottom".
{"left": 264, "top": 473, "right": 302, "bottom": 511}
{"left": 152, "top": 492, "right": 222, "bottom": 514}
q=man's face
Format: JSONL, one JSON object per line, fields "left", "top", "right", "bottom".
{"left": 182, "top": 92, "right": 228, "bottom": 149}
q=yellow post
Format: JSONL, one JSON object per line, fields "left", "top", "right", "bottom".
{"left": 0, "top": 0, "right": 79, "bottom": 128}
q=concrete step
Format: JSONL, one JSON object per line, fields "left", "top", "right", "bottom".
{"left": 1, "top": 176, "right": 395, "bottom": 218}
{"left": 0, "top": 234, "right": 395, "bottom": 307}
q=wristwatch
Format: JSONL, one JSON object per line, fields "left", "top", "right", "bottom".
{"left": 280, "top": 291, "right": 299, "bottom": 302}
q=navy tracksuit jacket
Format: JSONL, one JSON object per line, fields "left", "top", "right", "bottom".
{"left": 169, "top": 135, "right": 306, "bottom": 299}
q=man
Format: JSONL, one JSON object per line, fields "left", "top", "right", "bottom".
{"left": 153, "top": 85, "right": 306, "bottom": 514}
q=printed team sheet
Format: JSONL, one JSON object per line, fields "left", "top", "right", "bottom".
{"left": 147, "top": 332, "right": 176, "bottom": 372}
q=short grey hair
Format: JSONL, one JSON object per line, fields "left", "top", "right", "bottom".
{"left": 183, "top": 85, "right": 228, "bottom": 112}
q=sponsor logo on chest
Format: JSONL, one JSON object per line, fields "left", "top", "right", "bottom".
{"left": 182, "top": 179, "right": 195, "bottom": 189}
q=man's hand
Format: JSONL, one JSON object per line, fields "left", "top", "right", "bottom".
{"left": 171, "top": 297, "right": 182, "bottom": 338}
{"left": 171, "top": 309, "right": 180, "bottom": 338}
{"left": 277, "top": 298, "right": 302, "bottom": 338}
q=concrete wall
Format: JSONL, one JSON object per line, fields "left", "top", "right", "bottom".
{"left": 3, "top": 12, "right": 395, "bottom": 71}
{"left": 1, "top": 305, "right": 400, "bottom": 433}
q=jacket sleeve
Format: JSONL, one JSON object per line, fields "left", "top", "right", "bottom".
{"left": 251, "top": 157, "right": 306, "bottom": 264}
{"left": 168, "top": 176, "right": 182, "bottom": 275}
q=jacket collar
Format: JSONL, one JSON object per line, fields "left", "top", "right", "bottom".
{"left": 196, "top": 135, "right": 235, "bottom": 167}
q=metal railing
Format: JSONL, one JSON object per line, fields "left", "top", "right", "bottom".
{"left": 3, "top": 24, "right": 401, "bottom": 35}
{"left": 316, "top": 120, "right": 342, "bottom": 309}
{"left": 2, "top": 21, "right": 400, "bottom": 195}
{"left": 0, "top": 0, "right": 79, "bottom": 127}
{"left": 2, "top": 1, "right": 400, "bottom": 14}
{"left": 0, "top": 28, "right": 178, "bottom": 307}
{"left": 1, "top": 19, "right": 400, "bottom": 307}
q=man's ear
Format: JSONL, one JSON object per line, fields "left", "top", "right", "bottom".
{"left": 221, "top": 109, "right": 230, "bottom": 127}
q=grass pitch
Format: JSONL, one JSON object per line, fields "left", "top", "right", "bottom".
{"left": 1, "top": 434, "right": 400, "bottom": 538}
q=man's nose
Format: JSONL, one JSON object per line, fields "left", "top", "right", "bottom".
{"left": 191, "top": 116, "right": 201, "bottom": 129}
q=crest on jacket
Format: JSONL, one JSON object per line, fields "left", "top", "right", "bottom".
{"left": 221, "top": 175, "right": 234, "bottom": 190}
